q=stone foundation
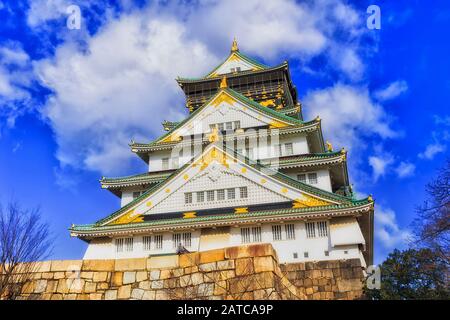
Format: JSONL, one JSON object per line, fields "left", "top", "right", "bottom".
{"left": 6, "top": 244, "right": 365, "bottom": 300}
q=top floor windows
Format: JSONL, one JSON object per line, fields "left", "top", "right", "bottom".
{"left": 162, "top": 158, "right": 169, "bottom": 170}
{"left": 210, "top": 121, "right": 241, "bottom": 132}
{"left": 297, "top": 172, "right": 318, "bottom": 185}
{"left": 230, "top": 67, "right": 241, "bottom": 73}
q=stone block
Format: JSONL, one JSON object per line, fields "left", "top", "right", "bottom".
{"left": 149, "top": 269, "right": 160, "bottom": 280}
{"left": 51, "top": 260, "right": 82, "bottom": 272}
{"left": 217, "top": 260, "right": 235, "bottom": 270}
{"left": 35, "top": 261, "right": 52, "bottom": 273}
{"left": 115, "top": 258, "right": 146, "bottom": 271}
{"left": 136, "top": 271, "right": 148, "bottom": 282}
{"left": 105, "top": 289, "right": 118, "bottom": 300}
{"left": 80, "top": 271, "right": 94, "bottom": 279}
{"left": 180, "top": 273, "right": 203, "bottom": 287}
{"left": 254, "top": 256, "right": 275, "bottom": 273}
{"left": 84, "top": 281, "right": 97, "bottom": 293}
{"left": 214, "top": 280, "right": 228, "bottom": 296}
{"left": 142, "top": 290, "right": 156, "bottom": 300}
{"left": 46, "top": 280, "right": 58, "bottom": 293}
{"left": 197, "top": 283, "right": 214, "bottom": 297}
{"left": 139, "top": 281, "right": 151, "bottom": 290}
{"left": 112, "top": 272, "right": 123, "bottom": 286}
{"left": 82, "top": 259, "right": 115, "bottom": 272}
{"left": 97, "top": 282, "right": 109, "bottom": 290}
{"left": 199, "top": 262, "right": 217, "bottom": 272}
{"left": 147, "top": 255, "right": 178, "bottom": 269}
{"left": 53, "top": 272, "right": 65, "bottom": 279}
{"left": 160, "top": 269, "right": 173, "bottom": 280}
{"left": 34, "top": 279, "right": 47, "bottom": 293}
{"left": 151, "top": 280, "right": 164, "bottom": 289}
{"left": 235, "top": 258, "right": 254, "bottom": 276}
{"left": 50, "top": 294, "right": 63, "bottom": 300}
{"left": 117, "top": 285, "right": 131, "bottom": 299}
{"left": 89, "top": 293, "right": 103, "bottom": 300}
{"left": 131, "top": 288, "right": 145, "bottom": 300}
{"left": 178, "top": 252, "right": 199, "bottom": 268}
{"left": 199, "top": 249, "right": 225, "bottom": 264}
{"left": 41, "top": 272, "right": 54, "bottom": 279}
{"left": 93, "top": 271, "right": 108, "bottom": 282}
{"left": 225, "top": 244, "right": 277, "bottom": 260}
{"left": 63, "top": 294, "right": 77, "bottom": 300}
{"left": 123, "top": 271, "right": 136, "bottom": 285}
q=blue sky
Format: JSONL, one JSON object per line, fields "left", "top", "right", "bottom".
{"left": 0, "top": 0, "right": 448, "bottom": 264}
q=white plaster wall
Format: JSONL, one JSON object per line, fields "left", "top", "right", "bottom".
{"left": 214, "top": 58, "right": 255, "bottom": 75}
{"left": 83, "top": 219, "right": 365, "bottom": 264}
{"left": 285, "top": 169, "right": 333, "bottom": 193}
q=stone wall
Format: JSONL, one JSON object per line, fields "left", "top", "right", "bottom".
{"left": 8, "top": 244, "right": 365, "bottom": 300}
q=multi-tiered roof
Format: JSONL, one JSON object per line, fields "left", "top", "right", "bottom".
{"left": 70, "top": 40, "right": 373, "bottom": 264}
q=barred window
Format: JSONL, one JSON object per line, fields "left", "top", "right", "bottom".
{"left": 185, "top": 192, "right": 193, "bottom": 204}
{"left": 239, "top": 187, "right": 248, "bottom": 199}
{"left": 317, "top": 221, "right": 328, "bottom": 237}
{"left": 115, "top": 238, "right": 124, "bottom": 253}
{"left": 297, "top": 174, "right": 306, "bottom": 183}
{"left": 226, "top": 122, "right": 233, "bottom": 130}
{"left": 308, "top": 173, "right": 318, "bottom": 184}
{"left": 227, "top": 188, "right": 235, "bottom": 200}
{"left": 305, "top": 222, "right": 316, "bottom": 238}
{"left": 285, "top": 143, "right": 293, "bottom": 156}
{"left": 209, "top": 124, "right": 216, "bottom": 131}
{"left": 241, "top": 227, "right": 251, "bottom": 244}
{"left": 218, "top": 123, "right": 224, "bottom": 131}
{"left": 143, "top": 236, "right": 152, "bottom": 251}
{"left": 173, "top": 233, "right": 182, "bottom": 248}
{"left": 196, "top": 191, "right": 204, "bottom": 202}
{"left": 272, "top": 225, "right": 282, "bottom": 241}
{"left": 162, "top": 158, "right": 169, "bottom": 170}
{"left": 154, "top": 235, "right": 163, "bottom": 250}
{"left": 133, "top": 191, "right": 141, "bottom": 199}
{"left": 182, "top": 233, "right": 192, "bottom": 247}
{"left": 124, "top": 238, "right": 133, "bottom": 252}
{"left": 285, "top": 224, "right": 296, "bottom": 240}
{"left": 246, "top": 148, "right": 254, "bottom": 159}
{"left": 252, "top": 227, "right": 262, "bottom": 242}
{"left": 217, "top": 189, "right": 225, "bottom": 200}
{"left": 234, "top": 121, "right": 241, "bottom": 130}
{"left": 207, "top": 190, "right": 215, "bottom": 202}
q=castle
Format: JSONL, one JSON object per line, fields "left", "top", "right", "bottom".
{"left": 70, "top": 39, "right": 374, "bottom": 268}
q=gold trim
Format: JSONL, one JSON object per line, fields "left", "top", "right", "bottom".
{"left": 234, "top": 207, "right": 248, "bottom": 214}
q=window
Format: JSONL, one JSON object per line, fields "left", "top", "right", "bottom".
{"left": 115, "top": 238, "right": 124, "bottom": 253}
{"left": 236, "top": 67, "right": 241, "bottom": 72}
{"left": 154, "top": 235, "right": 163, "bottom": 250}
{"left": 173, "top": 233, "right": 182, "bottom": 248}
{"left": 183, "top": 233, "right": 192, "bottom": 247}
{"left": 304, "top": 252, "right": 309, "bottom": 258}
{"left": 227, "top": 188, "right": 235, "bottom": 200}
{"left": 217, "top": 189, "right": 225, "bottom": 200}
{"left": 185, "top": 192, "right": 193, "bottom": 204}
{"left": 317, "top": 221, "right": 328, "bottom": 237}
{"left": 239, "top": 187, "right": 248, "bottom": 199}
{"left": 162, "top": 158, "right": 169, "bottom": 170}
{"left": 285, "top": 143, "right": 293, "bottom": 156}
{"left": 251, "top": 227, "right": 262, "bottom": 242}
{"left": 241, "top": 227, "right": 251, "bottom": 244}
{"left": 207, "top": 190, "right": 215, "bottom": 202}
{"left": 143, "top": 236, "right": 152, "bottom": 251}
{"left": 272, "top": 225, "right": 282, "bottom": 241}
{"left": 226, "top": 122, "right": 233, "bottom": 130}
{"left": 285, "top": 224, "right": 295, "bottom": 240}
{"left": 124, "top": 238, "right": 133, "bottom": 252}
{"left": 305, "top": 222, "right": 316, "bottom": 238}
{"left": 275, "top": 144, "right": 282, "bottom": 156}
{"left": 324, "top": 251, "right": 329, "bottom": 257}
{"left": 297, "top": 174, "right": 307, "bottom": 183}
{"left": 209, "top": 124, "right": 217, "bottom": 131}
{"left": 133, "top": 191, "right": 142, "bottom": 199}
{"left": 308, "top": 173, "right": 318, "bottom": 184}
{"left": 293, "top": 252, "right": 298, "bottom": 259}
{"left": 234, "top": 121, "right": 241, "bottom": 129}
{"left": 230, "top": 67, "right": 235, "bottom": 72}
{"left": 196, "top": 191, "right": 205, "bottom": 202}
{"left": 218, "top": 123, "right": 224, "bottom": 131}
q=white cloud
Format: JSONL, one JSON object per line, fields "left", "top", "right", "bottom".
{"left": 36, "top": 14, "right": 218, "bottom": 174}
{"left": 418, "top": 142, "right": 446, "bottom": 160}
{"left": 375, "top": 205, "right": 411, "bottom": 249}
{"left": 395, "top": 161, "right": 415, "bottom": 178}
{"left": 304, "top": 83, "right": 398, "bottom": 153}
{"left": 369, "top": 153, "right": 394, "bottom": 182}
{"left": 28, "top": 0, "right": 372, "bottom": 175}
{"left": 374, "top": 80, "right": 408, "bottom": 101}
{"left": 27, "top": 0, "right": 74, "bottom": 27}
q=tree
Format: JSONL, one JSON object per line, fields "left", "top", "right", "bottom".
{"left": 0, "top": 202, "right": 53, "bottom": 300}
{"left": 413, "top": 158, "right": 450, "bottom": 265}
{"left": 365, "top": 248, "right": 449, "bottom": 300}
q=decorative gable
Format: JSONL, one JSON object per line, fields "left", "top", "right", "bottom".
{"left": 103, "top": 144, "right": 338, "bottom": 226}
